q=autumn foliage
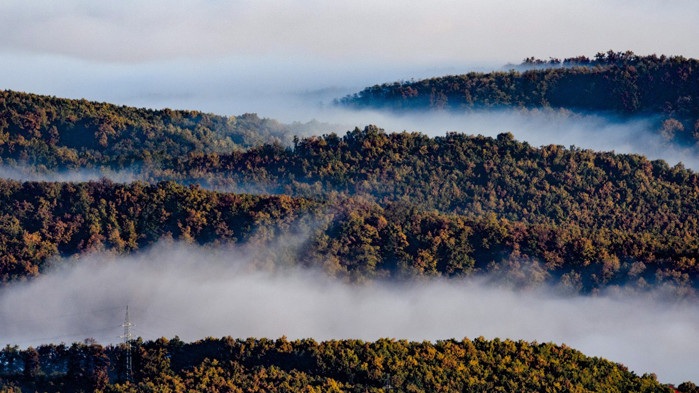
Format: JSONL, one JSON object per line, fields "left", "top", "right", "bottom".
{"left": 0, "top": 337, "right": 684, "bottom": 393}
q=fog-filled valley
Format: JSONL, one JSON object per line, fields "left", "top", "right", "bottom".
{"left": 0, "top": 86, "right": 698, "bottom": 389}
{"left": 1, "top": 1, "right": 698, "bottom": 391}
{"left": 0, "top": 242, "right": 697, "bottom": 384}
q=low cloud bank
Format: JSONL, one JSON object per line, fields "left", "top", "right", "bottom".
{"left": 320, "top": 107, "right": 699, "bottom": 171}
{"left": 1, "top": 54, "right": 696, "bottom": 172}
{"left": 1, "top": 1, "right": 697, "bottom": 63}
{"left": 0, "top": 242, "right": 696, "bottom": 384}
{"left": 0, "top": 166, "right": 139, "bottom": 183}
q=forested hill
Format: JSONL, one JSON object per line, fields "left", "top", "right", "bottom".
{"left": 0, "top": 90, "right": 311, "bottom": 168}
{"left": 159, "top": 128, "right": 699, "bottom": 292}
{"left": 338, "top": 51, "right": 699, "bottom": 145}
{"left": 1, "top": 130, "right": 698, "bottom": 293}
{"left": 0, "top": 89, "right": 697, "bottom": 292}
{"left": 169, "top": 127, "right": 699, "bottom": 240}
{"left": 0, "top": 180, "right": 319, "bottom": 282}
{"left": 0, "top": 336, "right": 690, "bottom": 393}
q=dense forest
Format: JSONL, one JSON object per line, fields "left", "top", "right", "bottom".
{"left": 160, "top": 127, "right": 699, "bottom": 292}
{"left": 0, "top": 170, "right": 697, "bottom": 293}
{"left": 0, "top": 179, "right": 319, "bottom": 282}
{"left": 0, "top": 90, "right": 330, "bottom": 168}
{"left": 1, "top": 76, "right": 698, "bottom": 391}
{"left": 338, "top": 51, "right": 699, "bottom": 146}
{"left": 0, "top": 336, "right": 693, "bottom": 393}
{"left": 1, "top": 91, "right": 697, "bottom": 292}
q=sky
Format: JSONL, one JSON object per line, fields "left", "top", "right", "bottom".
{"left": 1, "top": 0, "right": 698, "bottom": 119}
{"left": 2, "top": 0, "right": 698, "bottom": 64}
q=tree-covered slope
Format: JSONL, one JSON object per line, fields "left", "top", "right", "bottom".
{"left": 0, "top": 90, "right": 305, "bottom": 168}
{"left": 1, "top": 131, "right": 698, "bottom": 292}
{"left": 150, "top": 127, "right": 699, "bottom": 291}
{"left": 0, "top": 91, "right": 697, "bottom": 292}
{"left": 0, "top": 179, "right": 317, "bottom": 282}
{"left": 172, "top": 127, "right": 698, "bottom": 230}
{"left": 338, "top": 51, "right": 699, "bottom": 145}
{"left": 0, "top": 336, "right": 689, "bottom": 393}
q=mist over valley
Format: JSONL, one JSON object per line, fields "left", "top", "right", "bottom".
{"left": 1, "top": 242, "right": 697, "bottom": 385}
{"left": 0, "top": 1, "right": 698, "bottom": 391}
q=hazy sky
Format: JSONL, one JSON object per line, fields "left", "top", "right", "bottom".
{"left": 2, "top": 0, "right": 697, "bottom": 64}
{"left": 1, "top": 0, "right": 697, "bottom": 118}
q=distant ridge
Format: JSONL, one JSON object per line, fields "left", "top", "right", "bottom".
{"left": 0, "top": 89, "right": 299, "bottom": 168}
{"left": 338, "top": 51, "right": 699, "bottom": 147}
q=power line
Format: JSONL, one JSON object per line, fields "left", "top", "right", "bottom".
{"left": 1, "top": 306, "right": 124, "bottom": 325}
{"left": 2, "top": 305, "right": 176, "bottom": 350}
{"left": 6, "top": 326, "right": 120, "bottom": 346}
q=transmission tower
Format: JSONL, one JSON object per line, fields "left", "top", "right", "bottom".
{"left": 384, "top": 375, "right": 393, "bottom": 391}
{"left": 120, "top": 305, "right": 133, "bottom": 382}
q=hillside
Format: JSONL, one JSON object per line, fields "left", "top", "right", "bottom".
{"left": 151, "top": 127, "right": 699, "bottom": 292}
{"left": 0, "top": 180, "right": 318, "bottom": 282}
{"left": 0, "top": 77, "right": 697, "bottom": 391}
{"left": 0, "top": 336, "right": 690, "bottom": 393}
{"left": 0, "top": 90, "right": 315, "bottom": 168}
{"left": 1, "top": 137, "right": 698, "bottom": 293}
{"left": 0, "top": 91, "right": 697, "bottom": 289}
{"left": 338, "top": 51, "right": 699, "bottom": 146}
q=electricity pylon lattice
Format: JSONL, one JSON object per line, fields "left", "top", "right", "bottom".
{"left": 120, "top": 305, "right": 133, "bottom": 382}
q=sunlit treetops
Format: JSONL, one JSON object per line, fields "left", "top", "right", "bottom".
{"left": 0, "top": 336, "right": 689, "bottom": 393}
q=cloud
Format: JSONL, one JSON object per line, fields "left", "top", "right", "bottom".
{"left": 0, "top": 52, "right": 477, "bottom": 121}
{"left": 0, "top": 0, "right": 697, "bottom": 64}
{"left": 0, "top": 166, "right": 139, "bottom": 183}
{"left": 302, "top": 107, "right": 699, "bottom": 171}
{"left": 0, "top": 242, "right": 697, "bottom": 385}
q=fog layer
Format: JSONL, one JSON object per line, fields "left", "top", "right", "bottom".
{"left": 1, "top": 1, "right": 697, "bottom": 63}
{"left": 2, "top": 53, "right": 695, "bottom": 173}
{"left": 0, "top": 243, "right": 696, "bottom": 384}
{"left": 326, "top": 108, "right": 699, "bottom": 170}
{"left": 0, "top": 166, "right": 139, "bottom": 184}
